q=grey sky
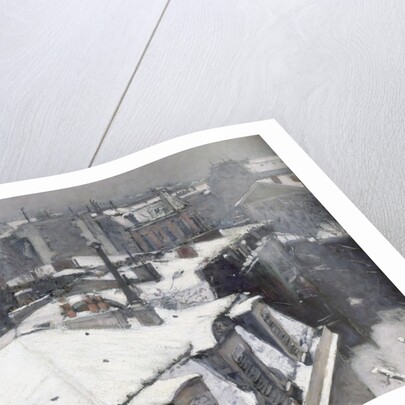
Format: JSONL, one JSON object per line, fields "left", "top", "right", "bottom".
{"left": 0, "top": 135, "right": 274, "bottom": 222}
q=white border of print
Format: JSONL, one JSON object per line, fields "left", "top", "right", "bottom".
{"left": 0, "top": 120, "right": 403, "bottom": 404}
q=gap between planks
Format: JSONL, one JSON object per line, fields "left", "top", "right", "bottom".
{"left": 87, "top": 0, "right": 172, "bottom": 168}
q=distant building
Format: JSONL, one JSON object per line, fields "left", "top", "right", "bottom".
{"left": 236, "top": 179, "right": 342, "bottom": 239}
{"left": 125, "top": 190, "right": 208, "bottom": 252}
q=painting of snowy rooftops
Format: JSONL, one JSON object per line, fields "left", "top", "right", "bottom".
{"left": 0, "top": 135, "right": 403, "bottom": 405}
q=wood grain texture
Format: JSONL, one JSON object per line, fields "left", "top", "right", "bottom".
{"left": 0, "top": 0, "right": 167, "bottom": 182}
{"left": 93, "top": 0, "right": 405, "bottom": 256}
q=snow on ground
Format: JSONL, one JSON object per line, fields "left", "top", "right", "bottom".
{"left": 235, "top": 325, "right": 295, "bottom": 377}
{"left": 351, "top": 308, "right": 405, "bottom": 396}
{"left": 161, "top": 359, "right": 257, "bottom": 405}
{"left": 0, "top": 296, "right": 235, "bottom": 404}
{"left": 129, "top": 374, "right": 200, "bottom": 405}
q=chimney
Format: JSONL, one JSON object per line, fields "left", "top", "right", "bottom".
{"left": 91, "top": 242, "right": 140, "bottom": 305}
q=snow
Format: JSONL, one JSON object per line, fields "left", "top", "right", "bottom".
{"left": 0, "top": 328, "right": 16, "bottom": 351}
{"left": 175, "top": 182, "right": 210, "bottom": 199}
{"left": 129, "top": 374, "right": 200, "bottom": 405}
{"left": 161, "top": 359, "right": 257, "bottom": 405}
{"left": 9, "top": 295, "right": 49, "bottom": 316}
{"left": 229, "top": 297, "right": 309, "bottom": 343}
{"left": 244, "top": 156, "right": 286, "bottom": 173}
{"left": 16, "top": 300, "right": 63, "bottom": 336}
{"left": 138, "top": 225, "right": 253, "bottom": 307}
{"left": 228, "top": 296, "right": 262, "bottom": 319}
{"left": 348, "top": 297, "right": 363, "bottom": 306}
{"left": 7, "top": 273, "right": 35, "bottom": 288}
{"left": 33, "top": 264, "right": 56, "bottom": 277}
{"left": 53, "top": 269, "right": 86, "bottom": 278}
{"left": 83, "top": 271, "right": 115, "bottom": 281}
{"left": 235, "top": 326, "right": 295, "bottom": 377}
{"left": 229, "top": 299, "right": 319, "bottom": 399}
{"left": 275, "top": 233, "right": 303, "bottom": 243}
{"left": 14, "top": 288, "right": 33, "bottom": 297}
{"left": 102, "top": 209, "right": 117, "bottom": 216}
{"left": 73, "top": 256, "right": 104, "bottom": 268}
{"left": 138, "top": 255, "right": 214, "bottom": 307}
{"left": 73, "top": 255, "right": 129, "bottom": 268}
{"left": 277, "top": 174, "right": 304, "bottom": 187}
{"left": 316, "top": 222, "right": 346, "bottom": 240}
{"left": 98, "top": 289, "right": 128, "bottom": 306}
{"left": 63, "top": 289, "right": 127, "bottom": 307}
{"left": 269, "top": 308, "right": 309, "bottom": 342}
{"left": 0, "top": 224, "right": 15, "bottom": 239}
{"left": 117, "top": 265, "right": 139, "bottom": 280}
{"left": 0, "top": 296, "right": 235, "bottom": 404}
{"left": 0, "top": 339, "right": 95, "bottom": 405}
{"left": 351, "top": 308, "right": 405, "bottom": 396}
{"left": 6, "top": 219, "right": 28, "bottom": 230}
{"left": 110, "top": 215, "right": 134, "bottom": 228}
{"left": 154, "top": 296, "right": 236, "bottom": 355}
{"left": 0, "top": 328, "right": 189, "bottom": 405}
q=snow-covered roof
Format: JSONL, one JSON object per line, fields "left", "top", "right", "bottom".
{"left": 129, "top": 374, "right": 200, "bottom": 405}
{"left": 269, "top": 308, "right": 308, "bottom": 342}
{"left": 137, "top": 225, "right": 254, "bottom": 306}
{"left": 14, "top": 288, "right": 33, "bottom": 296}
{"left": 235, "top": 320, "right": 319, "bottom": 400}
{"left": 244, "top": 156, "right": 286, "bottom": 173}
{"left": 161, "top": 359, "right": 257, "bottom": 405}
{"left": 235, "top": 181, "right": 306, "bottom": 208}
{"left": 235, "top": 325, "right": 295, "bottom": 377}
{"left": 73, "top": 255, "right": 129, "bottom": 268}
{"left": 52, "top": 269, "right": 86, "bottom": 278}
{"left": 228, "top": 296, "right": 262, "bottom": 319}
{"left": 229, "top": 295, "right": 310, "bottom": 344}
{"left": 0, "top": 296, "right": 235, "bottom": 404}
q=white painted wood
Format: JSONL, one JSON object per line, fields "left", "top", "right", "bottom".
{"left": 93, "top": 0, "right": 405, "bottom": 255}
{"left": 0, "top": 0, "right": 167, "bottom": 182}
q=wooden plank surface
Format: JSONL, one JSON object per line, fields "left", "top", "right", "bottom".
{"left": 92, "top": 0, "right": 405, "bottom": 256}
{"left": 0, "top": 0, "right": 167, "bottom": 182}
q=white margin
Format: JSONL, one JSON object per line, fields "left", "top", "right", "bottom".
{"left": 0, "top": 119, "right": 403, "bottom": 404}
